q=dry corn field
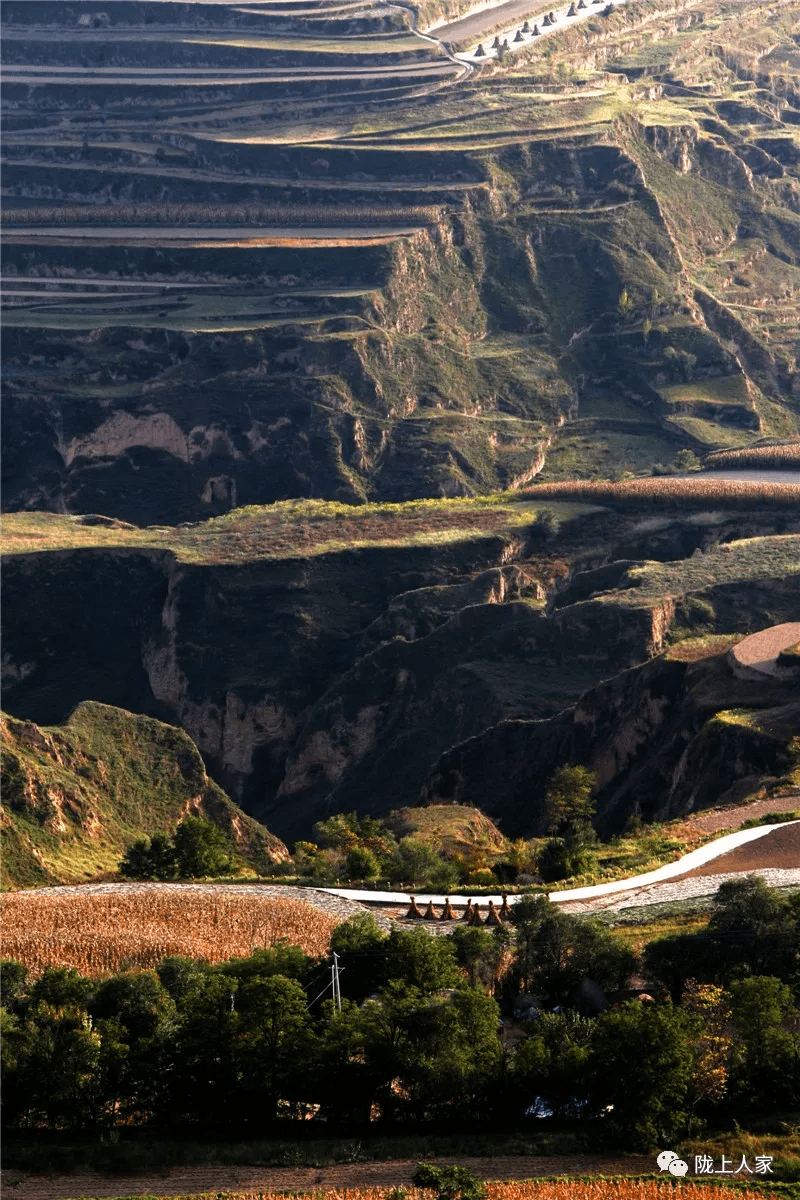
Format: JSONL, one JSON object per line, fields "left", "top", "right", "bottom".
{"left": 706, "top": 443, "right": 800, "bottom": 470}
{"left": 152, "top": 1184, "right": 760, "bottom": 1200}
{"left": 1, "top": 891, "right": 339, "bottom": 976}
{"left": 521, "top": 478, "right": 800, "bottom": 506}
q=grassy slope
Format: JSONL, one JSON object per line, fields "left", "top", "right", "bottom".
{"left": 1, "top": 701, "right": 288, "bottom": 889}
{"left": 387, "top": 803, "right": 510, "bottom": 857}
{"left": 0, "top": 497, "right": 599, "bottom": 563}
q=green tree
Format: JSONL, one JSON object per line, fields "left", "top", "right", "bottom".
{"left": 313, "top": 997, "right": 378, "bottom": 1124}
{"left": 346, "top": 845, "right": 381, "bottom": 881}
{"left": 674, "top": 449, "right": 701, "bottom": 473}
{"left": 120, "top": 834, "right": 176, "bottom": 880}
{"left": 236, "top": 974, "right": 314, "bottom": 1124}
{"left": 590, "top": 1000, "right": 695, "bottom": 1147}
{"left": 362, "top": 983, "right": 501, "bottom": 1121}
{"left": 384, "top": 926, "right": 459, "bottom": 994}
{"left": 90, "top": 970, "right": 177, "bottom": 1124}
{"left": 217, "top": 943, "right": 313, "bottom": 987}
{"left": 157, "top": 955, "right": 209, "bottom": 1004}
{"left": 709, "top": 875, "right": 797, "bottom": 980}
{"left": 314, "top": 811, "right": 396, "bottom": 859}
{"left": 512, "top": 1011, "right": 592, "bottom": 1118}
{"left": 29, "top": 966, "right": 94, "bottom": 1010}
{"left": 329, "top": 913, "right": 389, "bottom": 1003}
{"left": 9, "top": 1001, "right": 102, "bottom": 1129}
{"left": 1, "top": 1006, "right": 25, "bottom": 1126}
{"left": 389, "top": 838, "right": 458, "bottom": 889}
{"left": 172, "top": 816, "right": 232, "bottom": 878}
{"left": 727, "top": 976, "right": 800, "bottom": 1109}
{"left": 0, "top": 960, "right": 29, "bottom": 1015}
{"left": 509, "top": 895, "right": 631, "bottom": 1003}
{"left": 451, "top": 925, "right": 499, "bottom": 989}
{"left": 91, "top": 970, "right": 175, "bottom": 1042}
{"left": 169, "top": 972, "right": 240, "bottom": 1127}
{"left": 540, "top": 766, "right": 597, "bottom": 881}
{"left": 544, "top": 766, "right": 596, "bottom": 833}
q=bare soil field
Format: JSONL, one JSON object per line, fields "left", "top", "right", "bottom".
{"left": 1, "top": 1154, "right": 656, "bottom": 1200}
{"left": 679, "top": 822, "right": 800, "bottom": 878}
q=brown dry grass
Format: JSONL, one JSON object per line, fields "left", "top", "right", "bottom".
{"left": 1, "top": 890, "right": 338, "bottom": 976}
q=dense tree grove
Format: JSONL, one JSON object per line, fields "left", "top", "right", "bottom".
{"left": 2, "top": 878, "right": 798, "bottom": 1146}
{"left": 121, "top": 816, "right": 233, "bottom": 880}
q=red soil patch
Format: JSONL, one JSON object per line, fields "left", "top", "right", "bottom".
{"left": 730, "top": 622, "right": 800, "bottom": 670}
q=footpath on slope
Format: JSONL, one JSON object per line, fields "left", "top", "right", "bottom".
{"left": 0, "top": 1153, "right": 656, "bottom": 1200}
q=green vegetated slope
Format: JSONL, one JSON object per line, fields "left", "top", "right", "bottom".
{"left": 2, "top": 0, "right": 799, "bottom": 523}
{"left": 1, "top": 701, "right": 289, "bottom": 888}
{"left": 3, "top": 498, "right": 799, "bottom": 845}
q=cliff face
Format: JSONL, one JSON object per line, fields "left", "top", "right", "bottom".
{"left": 4, "top": 509, "right": 798, "bottom": 842}
{"left": 422, "top": 638, "right": 800, "bottom": 837}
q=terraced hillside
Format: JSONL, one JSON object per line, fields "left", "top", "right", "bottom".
{"left": 3, "top": 0, "right": 799, "bottom": 523}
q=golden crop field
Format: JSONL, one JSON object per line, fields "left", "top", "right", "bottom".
{"left": 1, "top": 889, "right": 339, "bottom": 976}
{"left": 157, "top": 1183, "right": 758, "bottom": 1200}
{"left": 705, "top": 443, "right": 800, "bottom": 470}
{"left": 521, "top": 478, "right": 800, "bottom": 506}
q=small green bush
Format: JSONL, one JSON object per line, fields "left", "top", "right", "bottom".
{"left": 412, "top": 1164, "right": 488, "bottom": 1200}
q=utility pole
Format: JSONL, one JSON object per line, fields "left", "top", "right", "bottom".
{"left": 333, "top": 951, "right": 342, "bottom": 1012}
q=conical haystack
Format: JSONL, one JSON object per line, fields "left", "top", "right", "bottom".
{"left": 492, "top": 35, "right": 501, "bottom": 46}
{"left": 567, "top": 2, "right": 576, "bottom": 14}
{"left": 423, "top": 900, "right": 440, "bottom": 920}
{"left": 500, "top": 892, "right": 512, "bottom": 920}
{"left": 532, "top": 23, "right": 540, "bottom": 34}
{"left": 405, "top": 895, "right": 424, "bottom": 919}
{"left": 475, "top": 42, "right": 485, "bottom": 55}
{"left": 514, "top": 28, "right": 524, "bottom": 41}
{"left": 460, "top": 899, "right": 475, "bottom": 921}
{"left": 469, "top": 904, "right": 484, "bottom": 925}
{"left": 440, "top": 897, "right": 457, "bottom": 920}
{"left": 486, "top": 899, "right": 502, "bottom": 926}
